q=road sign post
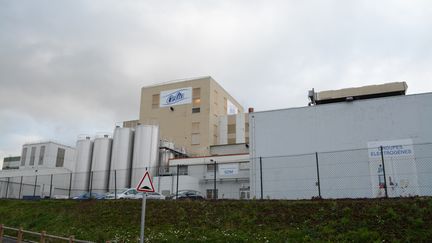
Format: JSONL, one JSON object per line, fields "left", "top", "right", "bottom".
{"left": 136, "top": 171, "right": 155, "bottom": 243}
{"left": 140, "top": 193, "right": 147, "bottom": 243}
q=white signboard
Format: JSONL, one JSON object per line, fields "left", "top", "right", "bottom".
{"left": 367, "top": 139, "right": 419, "bottom": 198}
{"left": 219, "top": 163, "right": 239, "bottom": 176}
{"left": 227, "top": 100, "right": 238, "bottom": 115}
{"left": 160, "top": 87, "right": 192, "bottom": 107}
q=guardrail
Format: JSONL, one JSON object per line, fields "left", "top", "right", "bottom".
{"left": 0, "top": 224, "right": 93, "bottom": 243}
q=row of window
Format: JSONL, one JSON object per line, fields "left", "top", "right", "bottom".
{"left": 21, "top": 146, "right": 65, "bottom": 167}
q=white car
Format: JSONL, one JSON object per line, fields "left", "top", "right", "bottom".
{"left": 137, "top": 191, "right": 165, "bottom": 200}
{"left": 105, "top": 188, "right": 141, "bottom": 199}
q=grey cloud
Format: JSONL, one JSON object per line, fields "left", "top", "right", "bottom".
{"left": 1, "top": 0, "right": 432, "bottom": 164}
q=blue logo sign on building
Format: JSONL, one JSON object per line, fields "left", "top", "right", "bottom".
{"left": 160, "top": 87, "right": 192, "bottom": 107}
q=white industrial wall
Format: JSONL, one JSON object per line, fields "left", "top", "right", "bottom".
{"left": 250, "top": 92, "right": 432, "bottom": 199}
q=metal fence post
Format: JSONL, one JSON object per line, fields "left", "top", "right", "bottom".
{"left": 33, "top": 175, "right": 38, "bottom": 197}
{"left": 114, "top": 170, "right": 117, "bottom": 200}
{"left": 176, "top": 165, "right": 179, "bottom": 198}
{"left": 315, "top": 152, "right": 322, "bottom": 198}
{"left": 49, "top": 174, "right": 53, "bottom": 198}
{"left": 213, "top": 160, "right": 217, "bottom": 200}
{"left": 259, "top": 157, "right": 263, "bottom": 200}
{"left": 5, "top": 177, "right": 10, "bottom": 199}
{"left": 0, "top": 224, "right": 4, "bottom": 240}
{"left": 19, "top": 176, "right": 23, "bottom": 199}
{"left": 380, "top": 146, "right": 388, "bottom": 198}
{"left": 68, "top": 173, "right": 72, "bottom": 199}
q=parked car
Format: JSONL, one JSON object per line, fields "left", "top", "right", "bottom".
{"left": 167, "top": 190, "right": 205, "bottom": 200}
{"left": 51, "top": 195, "right": 69, "bottom": 199}
{"left": 138, "top": 191, "right": 166, "bottom": 200}
{"left": 105, "top": 188, "right": 141, "bottom": 200}
{"left": 72, "top": 192, "right": 105, "bottom": 200}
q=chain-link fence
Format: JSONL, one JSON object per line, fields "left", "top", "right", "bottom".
{"left": 0, "top": 161, "right": 251, "bottom": 200}
{"left": 1, "top": 143, "right": 431, "bottom": 200}
{"left": 252, "top": 142, "right": 432, "bottom": 199}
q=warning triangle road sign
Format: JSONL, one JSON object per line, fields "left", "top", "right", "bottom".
{"left": 136, "top": 171, "right": 155, "bottom": 192}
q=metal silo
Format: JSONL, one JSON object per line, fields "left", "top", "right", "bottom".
{"left": 91, "top": 135, "right": 113, "bottom": 193}
{"left": 131, "top": 125, "right": 160, "bottom": 186}
{"left": 109, "top": 126, "right": 134, "bottom": 190}
{"left": 72, "top": 137, "right": 93, "bottom": 196}
{"left": 159, "top": 140, "right": 175, "bottom": 175}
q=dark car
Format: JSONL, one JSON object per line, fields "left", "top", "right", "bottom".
{"left": 167, "top": 190, "right": 205, "bottom": 200}
{"left": 72, "top": 192, "right": 105, "bottom": 200}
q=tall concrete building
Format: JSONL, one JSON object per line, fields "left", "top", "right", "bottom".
{"left": 139, "top": 76, "right": 244, "bottom": 156}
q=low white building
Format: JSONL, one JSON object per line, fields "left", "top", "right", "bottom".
{"left": 19, "top": 141, "right": 75, "bottom": 171}
{"left": 154, "top": 153, "right": 250, "bottom": 199}
{"left": 0, "top": 141, "right": 76, "bottom": 199}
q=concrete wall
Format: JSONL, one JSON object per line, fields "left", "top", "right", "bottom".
{"left": 250, "top": 93, "right": 432, "bottom": 199}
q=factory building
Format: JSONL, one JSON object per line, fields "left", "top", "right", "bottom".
{"left": 250, "top": 82, "right": 432, "bottom": 199}
{"left": 139, "top": 76, "right": 244, "bottom": 156}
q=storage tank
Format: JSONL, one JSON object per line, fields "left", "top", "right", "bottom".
{"left": 72, "top": 137, "right": 93, "bottom": 195}
{"left": 109, "top": 126, "right": 134, "bottom": 190}
{"left": 131, "top": 125, "right": 159, "bottom": 186}
{"left": 91, "top": 135, "right": 113, "bottom": 193}
{"left": 159, "top": 140, "right": 175, "bottom": 175}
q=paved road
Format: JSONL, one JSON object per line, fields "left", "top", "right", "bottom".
{"left": 1, "top": 236, "right": 18, "bottom": 243}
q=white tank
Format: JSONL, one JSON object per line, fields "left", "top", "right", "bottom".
{"left": 91, "top": 135, "right": 113, "bottom": 192}
{"left": 109, "top": 127, "right": 134, "bottom": 190}
{"left": 131, "top": 125, "right": 159, "bottom": 186}
{"left": 72, "top": 137, "right": 93, "bottom": 195}
{"left": 159, "top": 140, "right": 175, "bottom": 174}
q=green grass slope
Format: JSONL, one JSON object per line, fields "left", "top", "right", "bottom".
{"left": 1, "top": 198, "right": 432, "bottom": 242}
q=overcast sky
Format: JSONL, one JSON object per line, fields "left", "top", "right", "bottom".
{"left": 1, "top": 0, "right": 432, "bottom": 167}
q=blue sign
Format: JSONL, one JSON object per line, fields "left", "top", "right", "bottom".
{"left": 160, "top": 87, "right": 192, "bottom": 107}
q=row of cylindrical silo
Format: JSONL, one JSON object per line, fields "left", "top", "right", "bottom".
{"left": 72, "top": 125, "right": 160, "bottom": 195}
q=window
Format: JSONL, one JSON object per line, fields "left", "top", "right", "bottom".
{"left": 56, "top": 148, "right": 66, "bottom": 167}
{"left": 38, "top": 146, "right": 45, "bottom": 165}
{"left": 207, "top": 163, "right": 218, "bottom": 173}
{"left": 178, "top": 165, "right": 188, "bottom": 175}
{"left": 191, "top": 134, "right": 200, "bottom": 145}
{"left": 20, "top": 147, "right": 28, "bottom": 166}
{"left": 206, "top": 189, "right": 218, "bottom": 199}
{"left": 228, "top": 124, "right": 236, "bottom": 134}
{"left": 192, "top": 88, "right": 201, "bottom": 112}
{"left": 191, "top": 122, "right": 200, "bottom": 133}
{"left": 29, "top": 147, "right": 36, "bottom": 166}
{"left": 193, "top": 88, "right": 201, "bottom": 98}
{"left": 152, "top": 94, "right": 160, "bottom": 109}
